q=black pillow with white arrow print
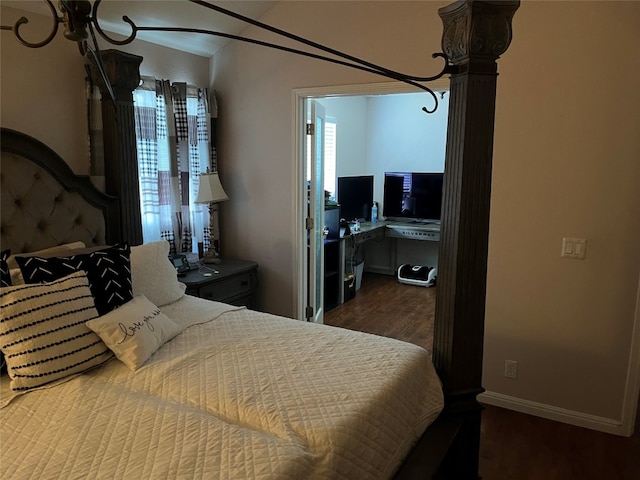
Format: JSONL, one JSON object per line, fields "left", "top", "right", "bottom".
{"left": 16, "top": 244, "right": 132, "bottom": 316}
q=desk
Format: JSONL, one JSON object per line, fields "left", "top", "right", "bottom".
{"left": 342, "top": 220, "right": 440, "bottom": 242}
{"left": 338, "top": 221, "right": 440, "bottom": 303}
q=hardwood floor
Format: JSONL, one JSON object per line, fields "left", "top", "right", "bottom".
{"left": 324, "top": 272, "right": 640, "bottom": 480}
{"left": 479, "top": 401, "right": 640, "bottom": 480}
{"left": 324, "top": 272, "right": 436, "bottom": 352}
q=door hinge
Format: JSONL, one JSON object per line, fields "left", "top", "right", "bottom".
{"left": 305, "top": 305, "right": 314, "bottom": 320}
{"left": 306, "top": 123, "right": 315, "bottom": 135}
{"left": 306, "top": 217, "right": 314, "bottom": 230}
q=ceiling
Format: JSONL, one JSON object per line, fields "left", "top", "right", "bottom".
{"left": 1, "top": 1, "right": 277, "bottom": 57}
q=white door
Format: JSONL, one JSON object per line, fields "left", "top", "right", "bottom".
{"left": 306, "top": 99, "right": 326, "bottom": 324}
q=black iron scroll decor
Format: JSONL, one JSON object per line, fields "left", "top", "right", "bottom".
{"left": 1, "top": 0, "right": 455, "bottom": 112}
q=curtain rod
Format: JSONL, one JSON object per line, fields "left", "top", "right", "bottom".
{"left": 1, "top": 0, "right": 455, "bottom": 113}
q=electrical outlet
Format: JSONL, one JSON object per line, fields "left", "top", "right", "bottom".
{"left": 504, "top": 360, "right": 518, "bottom": 379}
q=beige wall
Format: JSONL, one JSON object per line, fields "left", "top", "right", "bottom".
{"left": 1, "top": 7, "right": 88, "bottom": 173}
{"left": 211, "top": 0, "right": 449, "bottom": 317}
{"left": 485, "top": 1, "right": 640, "bottom": 424}
{"left": 212, "top": 0, "right": 640, "bottom": 429}
{"left": 0, "top": 6, "right": 209, "bottom": 174}
{"left": 2, "top": 1, "right": 639, "bottom": 431}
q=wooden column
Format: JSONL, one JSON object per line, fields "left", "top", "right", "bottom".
{"left": 90, "top": 49, "right": 143, "bottom": 246}
{"left": 434, "top": 1, "right": 518, "bottom": 478}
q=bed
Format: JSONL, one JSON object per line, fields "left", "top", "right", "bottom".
{"left": 0, "top": 128, "right": 444, "bottom": 479}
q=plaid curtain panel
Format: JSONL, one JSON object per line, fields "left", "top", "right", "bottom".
{"left": 196, "top": 88, "right": 213, "bottom": 253}
{"left": 133, "top": 78, "right": 212, "bottom": 255}
{"left": 207, "top": 90, "right": 221, "bottom": 252}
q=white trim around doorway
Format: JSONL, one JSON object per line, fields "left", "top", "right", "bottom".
{"left": 291, "top": 79, "right": 450, "bottom": 321}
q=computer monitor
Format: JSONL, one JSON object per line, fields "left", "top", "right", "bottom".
{"left": 383, "top": 172, "right": 443, "bottom": 222}
{"left": 337, "top": 175, "right": 374, "bottom": 222}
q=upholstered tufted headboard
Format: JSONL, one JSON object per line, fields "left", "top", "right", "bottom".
{"left": 0, "top": 129, "right": 119, "bottom": 255}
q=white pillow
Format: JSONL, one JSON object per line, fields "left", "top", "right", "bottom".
{"left": 130, "top": 241, "right": 186, "bottom": 307}
{"left": 86, "top": 295, "right": 182, "bottom": 370}
{"left": 9, "top": 268, "right": 24, "bottom": 287}
{"left": 0, "top": 271, "right": 113, "bottom": 392}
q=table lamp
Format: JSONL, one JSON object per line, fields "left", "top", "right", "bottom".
{"left": 195, "top": 171, "right": 229, "bottom": 264}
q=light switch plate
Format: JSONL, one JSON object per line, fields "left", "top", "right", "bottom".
{"left": 561, "top": 237, "right": 587, "bottom": 259}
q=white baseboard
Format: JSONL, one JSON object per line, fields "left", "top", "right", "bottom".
{"left": 478, "top": 391, "right": 629, "bottom": 436}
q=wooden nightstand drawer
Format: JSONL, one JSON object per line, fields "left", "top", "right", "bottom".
{"left": 198, "top": 272, "right": 253, "bottom": 302}
{"left": 181, "top": 258, "right": 258, "bottom": 308}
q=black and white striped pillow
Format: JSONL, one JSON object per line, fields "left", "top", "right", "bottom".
{"left": 0, "top": 271, "right": 114, "bottom": 392}
{"left": 16, "top": 244, "right": 132, "bottom": 316}
{"left": 1, "top": 250, "right": 11, "bottom": 375}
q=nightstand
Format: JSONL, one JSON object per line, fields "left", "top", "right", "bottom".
{"left": 180, "top": 258, "right": 258, "bottom": 308}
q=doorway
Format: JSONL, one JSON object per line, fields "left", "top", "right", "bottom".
{"left": 294, "top": 80, "right": 450, "bottom": 323}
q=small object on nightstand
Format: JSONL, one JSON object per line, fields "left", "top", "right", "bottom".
{"left": 199, "top": 265, "right": 219, "bottom": 275}
{"left": 169, "top": 253, "right": 190, "bottom": 274}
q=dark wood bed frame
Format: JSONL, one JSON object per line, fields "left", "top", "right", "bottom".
{"left": 0, "top": 129, "right": 120, "bottom": 251}
{"left": 1, "top": 1, "right": 519, "bottom": 478}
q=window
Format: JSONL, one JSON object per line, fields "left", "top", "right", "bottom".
{"left": 324, "top": 119, "right": 337, "bottom": 199}
{"left": 133, "top": 79, "right": 212, "bottom": 254}
{"left": 306, "top": 117, "right": 337, "bottom": 200}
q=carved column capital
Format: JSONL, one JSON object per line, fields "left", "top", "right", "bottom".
{"left": 439, "top": 0, "right": 519, "bottom": 71}
{"left": 91, "top": 49, "right": 142, "bottom": 100}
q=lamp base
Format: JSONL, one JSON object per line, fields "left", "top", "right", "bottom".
{"left": 201, "top": 249, "right": 221, "bottom": 264}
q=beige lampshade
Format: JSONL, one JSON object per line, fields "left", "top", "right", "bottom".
{"left": 195, "top": 172, "right": 229, "bottom": 203}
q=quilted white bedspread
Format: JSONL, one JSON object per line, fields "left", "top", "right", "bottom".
{"left": 0, "top": 295, "right": 443, "bottom": 479}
